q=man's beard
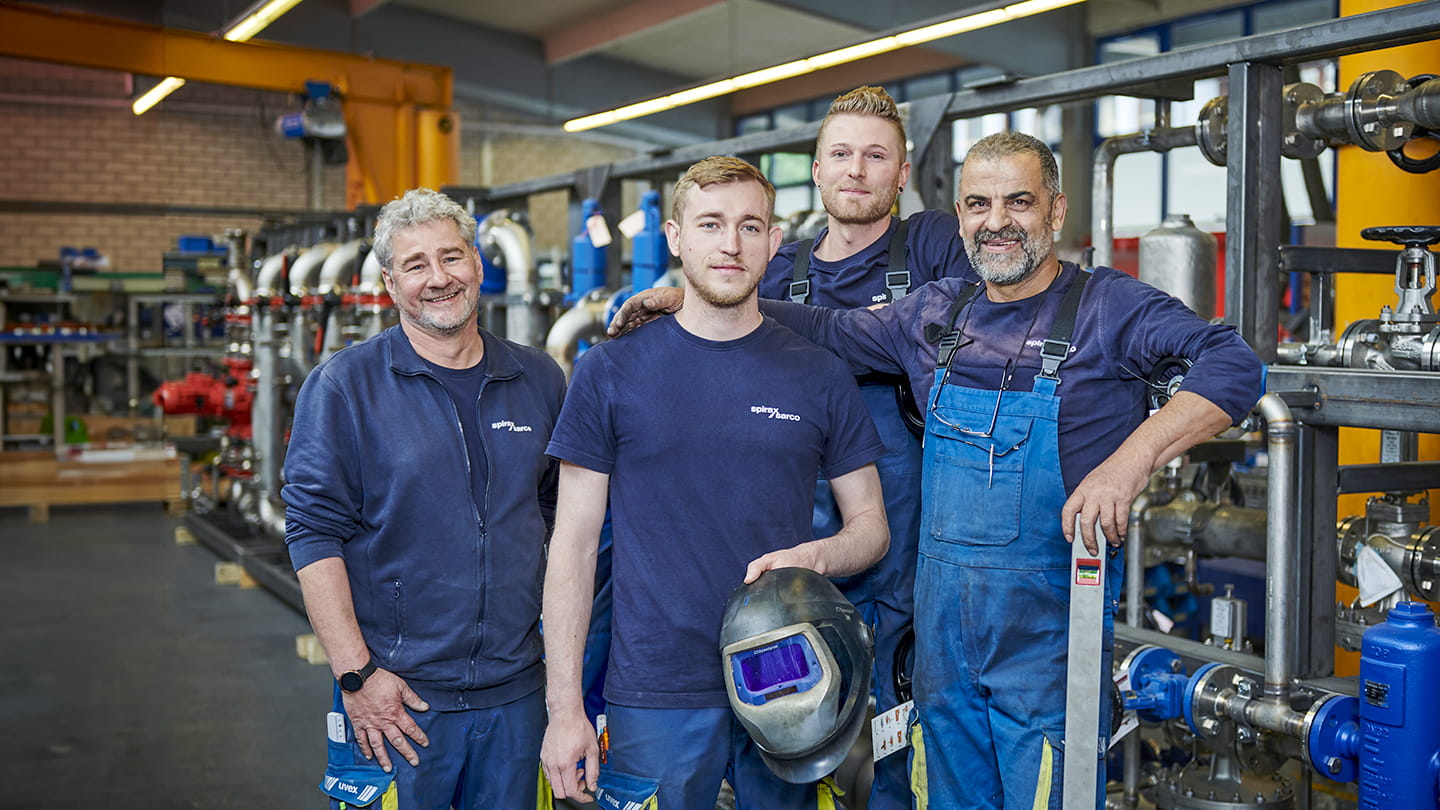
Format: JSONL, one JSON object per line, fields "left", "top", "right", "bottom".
{"left": 964, "top": 224, "right": 1052, "bottom": 287}
{"left": 685, "top": 265, "right": 760, "bottom": 308}
{"left": 820, "top": 183, "right": 897, "bottom": 226}
{"left": 399, "top": 286, "right": 479, "bottom": 336}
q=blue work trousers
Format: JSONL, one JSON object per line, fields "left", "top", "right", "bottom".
{"left": 600, "top": 704, "right": 829, "bottom": 810}
{"left": 324, "top": 686, "right": 544, "bottom": 810}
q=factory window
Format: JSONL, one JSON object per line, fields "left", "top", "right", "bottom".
{"left": 1095, "top": 0, "right": 1337, "bottom": 236}
{"left": 764, "top": 152, "right": 818, "bottom": 219}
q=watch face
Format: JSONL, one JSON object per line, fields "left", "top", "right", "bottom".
{"left": 340, "top": 671, "right": 365, "bottom": 692}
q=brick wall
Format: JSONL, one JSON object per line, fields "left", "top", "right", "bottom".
{"left": 1, "top": 58, "right": 644, "bottom": 276}
{"left": 0, "top": 58, "right": 347, "bottom": 273}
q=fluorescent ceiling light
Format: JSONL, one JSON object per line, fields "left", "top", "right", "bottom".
{"left": 223, "top": 0, "right": 306, "bottom": 42}
{"left": 133, "top": 0, "right": 305, "bottom": 114}
{"left": 132, "top": 76, "right": 186, "bottom": 114}
{"left": 563, "top": 0, "right": 1087, "bottom": 133}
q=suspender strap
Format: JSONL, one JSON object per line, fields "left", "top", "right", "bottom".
{"left": 1036, "top": 269, "right": 1093, "bottom": 384}
{"left": 927, "top": 282, "right": 983, "bottom": 367}
{"left": 789, "top": 238, "right": 814, "bottom": 304}
{"left": 884, "top": 217, "right": 911, "bottom": 303}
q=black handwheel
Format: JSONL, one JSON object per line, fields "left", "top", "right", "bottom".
{"left": 1361, "top": 225, "right": 1440, "bottom": 248}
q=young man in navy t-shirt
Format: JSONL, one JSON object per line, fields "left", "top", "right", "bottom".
{"left": 540, "top": 156, "right": 890, "bottom": 810}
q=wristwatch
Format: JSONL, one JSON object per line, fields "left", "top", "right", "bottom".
{"left": 338, "top": 659, "right": 377, "bottom": 693}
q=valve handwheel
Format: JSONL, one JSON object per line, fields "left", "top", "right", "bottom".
{"left": 1361, "top": 225, "right": 1440, "bottom": 248}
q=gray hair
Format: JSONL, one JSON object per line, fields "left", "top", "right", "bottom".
{"left": 961, "top": 131, "right": 1062, "bottom": 201}
{"left": 373, "top": 188, "right": 476, "bottom": 270}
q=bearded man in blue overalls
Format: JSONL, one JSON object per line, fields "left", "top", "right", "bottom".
{"left": 607, "top": 131, "right": 1263, "bottom": 809}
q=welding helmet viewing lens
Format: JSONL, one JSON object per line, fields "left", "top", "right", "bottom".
{"left": 719, "top": 567, "right": 873, "bottom": 784}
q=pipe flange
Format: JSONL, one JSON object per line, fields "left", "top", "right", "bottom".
{"left": 1281, "top": 82, "right": 1328, "bottom": 159}
{"left": 1301, "top": 694, "right": 1359, "bottom": 783}
{"left": 1153, "top": 761, "right": 1294, "bottom": 810}
{"left": 1422, "top": 327, "right": 1440, "bottom": 373}
{"left": 1346, "top": 70, "right": 1413, "bottom": 151}
{"left": 1196, "top": 96, "right": 1228, "bottom": 166}
{"left": 1184, "top": 663, "right": 1285, "bottom": 774}
{"left": 1407, "top": 525, "right": 1440, "bottom": 601}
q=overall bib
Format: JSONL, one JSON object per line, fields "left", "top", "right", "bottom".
{"left": 910, "top": 274, "right": 1118, "bottom": 810}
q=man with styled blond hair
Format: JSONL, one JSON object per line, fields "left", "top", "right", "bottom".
{"left": 761, "top": 85, "right": 980, "bottom": 810}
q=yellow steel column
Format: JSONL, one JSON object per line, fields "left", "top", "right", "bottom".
{"left": 1333, "top": 0, "right": 1440, "bottom": 672}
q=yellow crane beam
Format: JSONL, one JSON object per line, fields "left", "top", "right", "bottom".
{"left": 0, "top": 1, "right": 457, "bottom": 205}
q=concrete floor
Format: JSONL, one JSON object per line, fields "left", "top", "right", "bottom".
{"left": 0, "top": 503, "right": 330, "bottom": 808}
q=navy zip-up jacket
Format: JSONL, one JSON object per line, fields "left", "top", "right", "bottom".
{"left": 283, "top": 325, "right": 565, "bottom": 710}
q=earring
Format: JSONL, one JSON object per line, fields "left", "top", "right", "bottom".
{"left": 898, "top": 185, "right": 905, "bottom": 193}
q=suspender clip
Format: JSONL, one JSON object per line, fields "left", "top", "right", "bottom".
{"left": 937, "top": 332, "right": 961, "bottom": 366}
{"left": 885, "top": 270, "right": 911, "bottom": 302}
{"left": 1038, "top": 339, "right": 1070, "bottom": 381}
{"left": 788, "top": 279, "right": 811, "bottom": 305}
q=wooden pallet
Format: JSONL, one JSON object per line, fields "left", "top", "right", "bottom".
{"left": 0, "top": 449, "right": 182, "bottom": 523}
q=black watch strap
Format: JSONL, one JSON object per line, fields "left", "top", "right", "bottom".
{"left": 338, "top": 659, "right": 377, "bottom": 693}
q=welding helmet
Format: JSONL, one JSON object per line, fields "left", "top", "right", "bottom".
{"left": 719, "top": 567, "right": 873, "bottom": 784}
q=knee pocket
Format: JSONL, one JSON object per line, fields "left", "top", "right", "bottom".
{"left": 595, "top": 766, "right": 659, "bottom": 810}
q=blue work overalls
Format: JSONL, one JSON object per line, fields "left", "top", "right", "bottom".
{"left": 910, "top": 273, "right": 1120, "bottom": 809}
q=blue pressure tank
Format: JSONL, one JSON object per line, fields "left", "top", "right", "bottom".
{"left": 1358, "top": 601, "right": 1440, "bottom": 810}
{"left": 630, "top": 190, "right": 669, "bottom": 292}
{"left": 571, "top": 199, "right": 608, "bottom": 299}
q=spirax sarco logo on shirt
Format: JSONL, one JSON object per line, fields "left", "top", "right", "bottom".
{"left": 751, "top": 404, "right": 802, "bottom": 422}
{"left": 490, "top": 419, "right": 535, "bottom": 433}
{"left": 1024, "top": 338, "right": 1080, "bottom": 355}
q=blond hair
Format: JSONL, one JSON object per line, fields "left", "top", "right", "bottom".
{"left": 817, "top": 86, "right": 907, "bottom": 157}
{"left": 670, "top": 156, "right": 776, "bottom": 223}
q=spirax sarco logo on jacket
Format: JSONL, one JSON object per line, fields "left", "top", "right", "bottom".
{"left": 750, "top": 404, "right": 802, "bottom": 422}
{"left": 490, "top": 419, "right": 535, "bottom": 432}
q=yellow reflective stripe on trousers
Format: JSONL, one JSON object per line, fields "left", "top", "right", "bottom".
{"left": 536, "top": 764, "right": 554, "bottom": 810}
{"left": 910, "top": 721, "right": 928, "bottom": 810}
{"left": 817, "top": 774, "right": 846, "bottom": 810}
{"left": 1031, "top": 736, "right": 1054, "bottom": 810}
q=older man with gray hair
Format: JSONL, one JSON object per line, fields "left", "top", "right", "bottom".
{"left": 284, "top": 187, "right": 566, "bottom": 809}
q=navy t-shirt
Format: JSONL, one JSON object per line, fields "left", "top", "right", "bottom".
{"left": 422, "top": 354, "right": 490, "bottom": 516}
{"left": 546, "top": 315, "right": 885, "bottom": 708}
{"left": 759, "top": 210, "right": 978, "bottom": 309}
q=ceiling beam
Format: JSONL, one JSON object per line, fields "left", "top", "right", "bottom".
{"left": 543, "top": 0, "right": 725, "bottom": 65}
{"left": 0, "top": 1, "right": 450, "bottom": 107}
